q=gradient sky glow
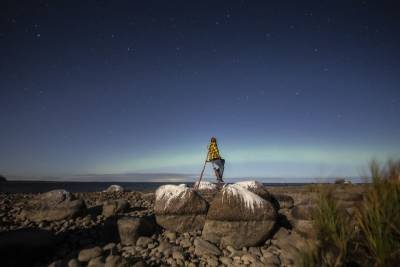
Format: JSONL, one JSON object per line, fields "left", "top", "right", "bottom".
{"left": 1, "top": 1, "right": 399, "bottom": 181}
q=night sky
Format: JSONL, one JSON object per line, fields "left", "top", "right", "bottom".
{"left": 1, "top": 1, "right": 400, "bottom": 181}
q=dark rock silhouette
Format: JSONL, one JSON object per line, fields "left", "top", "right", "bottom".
{"left": 0, "top": 175, "right": 7, "bottom": 182}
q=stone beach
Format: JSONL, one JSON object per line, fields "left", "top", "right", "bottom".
{"left": 0, "top": 182, "right": 364, "bottom": 267}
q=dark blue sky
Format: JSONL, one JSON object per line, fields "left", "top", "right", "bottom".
{"left": 1, "top": 1, "right": 399, "bottom": 180}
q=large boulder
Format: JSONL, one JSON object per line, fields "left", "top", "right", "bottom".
{"left": 117, "top": 216, "right": 156, "bottom": 246}
{"left": 235, "top": 180, "right": 280, "bottom": 210}
{"left": 21, "top": 189, "right": 86, "bottom": 222}
{"left": 202, "top": 184, "right": 277, "bottom": 249}
{"left": 154, "top": 184, "right": 208, "bottom": 233}
{"left": 194, "top": 181, "right": 219, "bottom": 203}
{"left": 194, "top": 181, "right": 218, "bottom": 192}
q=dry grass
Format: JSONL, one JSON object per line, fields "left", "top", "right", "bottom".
{"left": 356, "top": 160, "right": 400, "bottom": 266}
{"left": 302, "top": 160, "right": 400, "bottom": 267}
{"left": 301, "top": 185, "right": 354, "bottom": 267}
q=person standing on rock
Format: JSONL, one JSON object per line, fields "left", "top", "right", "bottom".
{"left": 207, "top": 137, "right": 225, "bottom": 183}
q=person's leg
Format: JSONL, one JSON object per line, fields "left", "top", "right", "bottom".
{"left": 212, "top": 159, "right": 224, "bottom": 182}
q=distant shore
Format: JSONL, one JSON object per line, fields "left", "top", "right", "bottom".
{"left": 0, "top": 180, "right": 343, "bottom": 193}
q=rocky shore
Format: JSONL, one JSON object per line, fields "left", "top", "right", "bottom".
{"left": 0, "top": 182, "right": 364, "bottom": 267}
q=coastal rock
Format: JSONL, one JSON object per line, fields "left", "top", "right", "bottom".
{"left": 291, "top": 219, "right": 316, "bottom": 238}
{"left": 68, "top": 259, "right": 81, "bottom": 267}
{"left": 102, "top": 199, "right": 129, "bottom": 218}
{"left": 274, "top": 231, "right": 313, "bottom": 266}
{"left": 194, "top": 238, "right": 221, "bottom": 256}
{"left": 154, "top": 184, "right": 208, "bottom": 232}
{"left": 202, "top": 184, "right": 277, "bottom": 249}
{"left": 104, "top": 185, "right": 124, "bottom": 193}
{"left": 235, "top": 180, "right": 280, "bottom": 209}
{"left": 78, "top": 246, "right": 103, "bottom": 262}
{"left": 117, "top": 216, "right": 156, "bottom": 246}
{"left": 193, "top": 181, "right": 218, "bottom": 192}
{"left": 87, "top": 256, "right": 105, "bottom": 267}
{"left": 21, "top": 189, "right": 86, "bottom": 222}
{"left": 291, "top": 201, "right": 316, "bottom": 220}
{"left": 105, "top": 255, "right": 125, "bottom": 267}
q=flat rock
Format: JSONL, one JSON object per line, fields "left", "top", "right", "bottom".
{"left": 22, "top": 190, "right": 86, "bottom": 222}
{"left": 194, "top": 238, "right": 221, "bottom": 257}
{"left": 78, "top": 246, "right": 103, "bottom": 262}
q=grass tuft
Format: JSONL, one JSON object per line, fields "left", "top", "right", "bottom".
{"left": 302, "top": 160, "right": 400, "bottom": 267}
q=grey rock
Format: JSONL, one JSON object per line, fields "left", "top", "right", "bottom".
{"left": 203, "top": 220, "right": 276, "bottom": 249}
{"left": 78, "top": 246, "right": 103, "bottom": 262}
{"left": 68, "top": 259, "right": 81, "bottom": 267}
{"left": 156, "top": 214, "right": 206, "bottom": 233}
{"left": 172, "top": 250, "right": 185, "bottom": 260}
{"left": 102, "top": 200, "right": 128, "bottom": 218}
{"left": 154, "top": 185, "right": 208, "bottom": 233}
{"left": 194, "top": 238, "right": 221, "bottom": 257}
{"left": 22, "top": 190, "right": 86, "bottom": 222}
{"left": 105, "top": 255, "right": 124, "bottom": 267}
{"left": 291, "top": 202, "right": 316, "bottom": 220}
{"left": 103, "top": 243, "right": 117, "bottom": 255}
{"left": 226, "top": 245, "right": 246, "bottom": 257}
{"left": 156, "top": 241, "right": 172, "bottom": 254}
{"left": 180, "top": 238, "right": 192, "bottom": 248}
{"left": 261, "top": 252, "right": 280, "bottom": 265}
{"left": 273, "top": 227, "right": 290, "bottom": 240}
{"left": 136, "top": 236, "right": 153, "bottom": 247}
{"left": 117, "top": 216, "right": 156, "bottom": 246}
{"left": 163, "top": 231, "right": 177, "bottom": 241}
{"left": 202, "top": 184, "right": 277, "bottom": 249}
{"left": 248, "top": 247, "right": 262, "bottom": 257}
{"left": 291, "top": 219, "right": 316, "bottom": 238}
{"left": 203, "top": 254, "right": 219, "bottom": 266}
{"left": 88, "top": 256, "right": 104, "bottom": 267}
{"left": 219, "top": 256, "right": 232, "bottom": 265}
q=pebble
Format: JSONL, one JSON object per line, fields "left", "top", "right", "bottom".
{"left": 68, "top": 259, "right": 81, "bottom": 267}
{"left": 78, "top": 246, "right": 103, "bottom": 262}
{"left": 136, "top": 236, "right": 153, "bottom": 247}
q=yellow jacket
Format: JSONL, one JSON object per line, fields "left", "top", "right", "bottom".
{"left": 207, "top": 140, "right": 221, "bottom": 161}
